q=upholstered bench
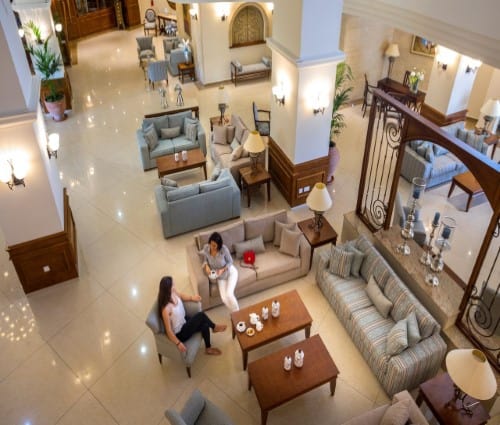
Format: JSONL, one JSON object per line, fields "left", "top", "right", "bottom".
{"left": 230, "top": 57, "right": 271, "bottom": 86}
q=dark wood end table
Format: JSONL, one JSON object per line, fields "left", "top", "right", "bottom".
{"left": 240, "top": 164, "right": 271, "bottom": 207}
{"left": 417, "top": 372, "right": 490, "bottom": 425}
{"left": 230, "top": 289, "right": 312, "bottom": 370}
{"left": 156, "top": 149, "right": 207, "bottom": 180}
{"left": 297, "top": 217, "right": 338, "bottom": 269}
{"left": 447, "top": 171, "right": 484, "bottom": 212}
{"left": 178, "top": 62, "right": 195, "bottom": 84}
{"left": 248, "top": 334, "right": 339, "bottom": 425}
{"left": 209, "top": 115, "right": 229, "bottom": 131}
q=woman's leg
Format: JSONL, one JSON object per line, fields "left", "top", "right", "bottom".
{"left": 217, "top": 265, "right": 239, "bottom": 311}
{"left": 176, "top": 312, "right": 214, "bottom": 348}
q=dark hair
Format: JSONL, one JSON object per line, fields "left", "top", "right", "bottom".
{"left": 208, "top": 232, "right": 223, "bottom": 251}
{"left": 157, "top": 276, "right": 173, "bottom": 318}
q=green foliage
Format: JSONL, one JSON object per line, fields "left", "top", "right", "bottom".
{"left": 28, "top": 37, "right": 63, "bottom": 102}
{"left": 330, "top": 62, "right": 354, "bottom": 144}
{"left": 24, "top": 20, "right": 43, "bottom": 44}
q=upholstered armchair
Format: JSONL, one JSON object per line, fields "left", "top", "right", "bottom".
{"left": 252, "top": 101, "right": 270, "bottom": 136}
{"left": 136, "top": 37, "right": 156, "bottom": 66}
{"left": 147, "top": 60, "right": 168, "bottom": 89}
{"left": 393, "top": 192, "right": 426, "bottom": 247}
{"left": 165, "top": 389, "right": 234, "bottom": 425}
{"left": 145, "top": 300, "right": 202, "bottom": 378}
{"left": 144, "top": 8, "right": 157, "bottom": 36}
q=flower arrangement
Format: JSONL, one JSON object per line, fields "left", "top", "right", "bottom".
{"left": 408, "top": 68, "right": 424, "bottom": 92}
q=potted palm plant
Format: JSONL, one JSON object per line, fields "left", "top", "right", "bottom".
{"left": 328, "top": 62, "right": 353, "bottom": 183}
{"left": 28, "top": 37, "right": 66, "bottom": 121}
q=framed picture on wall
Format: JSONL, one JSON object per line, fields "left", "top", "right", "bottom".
{"left": 410, "top": 36, "right": 437, "bottom": 58}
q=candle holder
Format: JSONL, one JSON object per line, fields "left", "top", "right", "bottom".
{"left": 425, "top": 216, "right": 456, "bottom": 286}
{"left": 397, "top": 177, "right": 426, "bottom": 256}
{"left": 159, "top": 87, "right": 168, "bottom": 109}
{"left": 420, "top": 220, "right": 439, "bottom": 265}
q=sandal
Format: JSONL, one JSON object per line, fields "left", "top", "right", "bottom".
{"left": 213, "top": 324, "right": 227, "bottom": 333}
{"left": 205, "top": 347, "right": 222, "bottom": 355}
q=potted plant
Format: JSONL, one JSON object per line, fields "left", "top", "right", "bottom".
{"left": 28, "top": 37, "right": 66, "bottom": 121}
{"left": 24, "top": 20, "right": 44, "bottom": 44}
{"left": 328, "top": 61, "right": 353, "bottom": 183}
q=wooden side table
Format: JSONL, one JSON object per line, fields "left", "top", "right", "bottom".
{"left": 447, "top": 171, "right": 484, "bottom": 212}
{"left": 416, "top": 372, "right": 490, "bottom": 425}
{"left": 474, "top": 128, "right": 499, "bottom": 159}
{"left": 240, "top": 164, "right": 271, "bottom": 207}
{"left": 297, "top": 218, "right": 337, "bottom": 269}
{"left": 178, "top": 62, "right": 195, "bottom": 84}
{"left": 209, "top": 115, "right": 229, "bottom": 131}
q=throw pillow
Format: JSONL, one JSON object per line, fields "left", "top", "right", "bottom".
{"left": 185, "top": 123, "right": 198, "bottom": 142}
{"left": 144, "top": 125, "right": 159, "bottom": 150}
{"left": 279, "top": 229, "right": 302, "bottom": 257}
{"left": 234, "top": 119, "right": 246, "bottom": 143}
{"left": 365, "top": 275, "right": 393, "bottom": 318}
{"left": 415, "top": 141, "right": 429, "bottom": 158}
{"left": 234, "top": 235, "right": 266, "bottom": 259}
{"left": 379, "top": 398, "right": 410, "bottom": 425}
{"left": 160, "top": 126, "right": 181, "bottom": 139}
{"left": 213, "top": 125, "right": 227, "bottom": 145}
{"left": 226, "top": 125, "right": 236, "bottom": 142}
{"left": 210, "top": 166, "right": 221, "bottom": 181}
{"left": 184, "top": 117, "right": 199, "bottom": 135}
{"left": 274, "top": 221, "right": 296, "bottom": 246}
{"left": 230, "top": 140, "right": 240, "bottom": 152}
{"left": 328, "top": 246, "right": 354, "bottom": 279}
{"left": 160, "top": 176, "right": 177, "bottom": 187}
{"left": 433, "top": 144, "right": 449, "bottom": 156}
{"left": 406, "top": 311, "right": 421, "bottom": 347}
{"left": 424, "top": 145, "right": 435, "bottom": 162}
{"left": 231, "top": 144, "right": 244, "bottom": 160}
{"left": 344, "top": 243, "right": 365, "bottom": 277}
{"left": 386, "top": 319, "right": 408, "bottom": 355}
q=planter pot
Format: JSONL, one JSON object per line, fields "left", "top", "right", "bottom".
{"left": 44, "top": 97, "right": 66, "bottom": 122}
{"left": 327, "top": 145, "right": 340, "bottom": 183}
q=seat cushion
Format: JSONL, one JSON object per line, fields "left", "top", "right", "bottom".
{"left": 150, "top": 139, "right": 175, "bottom": 158}
{"left": 430, "top": 154, "right": 459, "bottom": 177}
{"left": 254, "top": 248, "right": 301, "bottom": 280}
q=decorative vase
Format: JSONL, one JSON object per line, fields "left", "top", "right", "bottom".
{"left": 294, "top": 349, "right": 304, "bottom": 368}
{"left": 271, "top": 300, "right": 280, "bottom": 318}
{"left": 327, "top": 143, "right": 340, "bottom": 184}
{"left": 184, "top": 50, "right": 189, "bottom": 64}
{"left": 410, "top": 81, "right": 419, "bottom": 94}
{"left": 283, "top": 355, "right": 292, "bottom": 371}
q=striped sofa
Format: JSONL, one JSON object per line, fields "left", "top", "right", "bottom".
{"left": 316, "top": 234, "right": 446, "bottom": 396}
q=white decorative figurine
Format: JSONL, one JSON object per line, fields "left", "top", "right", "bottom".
{"left": 261, "top": 306, "right": 269, "bottom": 320}
{"left": 271, "top": 300, "right": 280, "bottom": 318}
{"left": 294, "top": 349, "right": 304, "bottom": 368}
{"left": 283, "top": 355, "right": 292, "bottom": 371}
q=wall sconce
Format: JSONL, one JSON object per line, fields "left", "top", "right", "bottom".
{"left": 312, "top": 93, "right": 329, "bottom": 115}
{"left": 436, "top": 46, "right": 457, "bottom": 72}
{"left": 220, "top": 13, "right": 227, "bottom": 21}
{"left": 54, "top": 23, "right": 63, "bottom": 33}
{"left": 216, "top": 3, "right": 229, "bottom": 21}
{"left": 437, "top": 61, "right": 448, "bottom": 70}
{"left": 47, "top": 133, "right": 60, "bottom": 159}
{"left": 18, "top": 28, "right": 25, "bottom": 38}
{"left": 267, "top": 2, "right": 274, "bottom": 14}
{"left": 0, "top": 159, "right": 27, "bottom": 190}
{"left": 272, "top": 83, "right": 285, "bottom": 106}
{"left": 465, "top": 59, "right": 482, "bottom": 74}
{"left": 189, "top": 8, "right": 198, "bottom": 20}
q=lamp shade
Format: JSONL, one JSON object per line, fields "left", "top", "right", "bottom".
{"left": 244, "top": 131, "right": 265, "bottom": 154}
{"left": 48, "top": 133, "right": 60, "bottom": 151}
{"left": 480, "top": 99, "right": 500, "bottom": 118}
{"left": 385, "top": 43, "right": 400, "bottom": 58}
{"left": 217, "top": 85, "right": 228, "bottom": 105}
{"left": 306, "top": 183, "right": 332, "bottom": 212}
{"left": 446, "top": 349, "right": 497, "bottom": 401}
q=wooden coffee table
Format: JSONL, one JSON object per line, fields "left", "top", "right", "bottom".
{"left": 297, "top": 217, "right": 338, "bottom": 269}
{"left": 240, "top": 164, "right": 271, "bottom": 207}
{"left": 156, "top": 149, "right": 207, "bottom": 179}
{"left": 416, "top": 372, "right": 490, "bottom": 425}
{"left": 248, "top": 334, "right": 339, "bottom": 425}
{"left": 447, "top": 171, "right": 484, "bottom": 212}
{"left": 230, "top": 289, "right": 312, "bottom": 370}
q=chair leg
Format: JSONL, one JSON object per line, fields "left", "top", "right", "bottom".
{"left": 186, "top": 366, "right": 192, "bottom": 378}
{"left": 158, "top": 353, "right": 162, "bottom": 364}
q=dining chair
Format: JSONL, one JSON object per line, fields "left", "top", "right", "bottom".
{"left": 403, "top": 70, "right": 411, "bottom": 87}
{"left": 148, "top": 60, "right": 168, "bottom": 89}
{"left": 361, "top": 74, "right": 377, "bottom": 118}
{"left": 252, "top": 101, "right": 270, "bottom": 136}
{"left": 144, "top": 8, "right": 158, "bottom": 36}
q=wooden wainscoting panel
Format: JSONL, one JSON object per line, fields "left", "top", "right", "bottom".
{"left": 268, "top": 138, "right": 329, "bottom": 207}
{"left": 123, "top": 0, "right": 141, "bottom": 26}
{"left": 420, "top": 104, "right": 467, "bottom": 126}
{"left": 7, "top": 189, "right": 78, "bottom": 294}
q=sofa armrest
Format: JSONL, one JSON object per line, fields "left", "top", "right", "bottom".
{"left": 315, "top": 250, "right": 331, "bottom": 282}
{"left": 298, "top": 235, "right": 311, "bottom": 273}
{"left": 400, "top": 146, "right": 432, "bottom": 182}
{"left": 186, "top": 243, "right": 209, "bottom": 302}
{"left": 136, "top": 129, "right": 151, "bottom": 171}
{"left": 197, "top": 124, "right": 207, "bottom": 156}
{"left": 393, "top": 391, "right": 430, "bottom": 425}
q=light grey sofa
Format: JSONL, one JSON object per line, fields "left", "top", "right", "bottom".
{"left": 154, "top": 168, "right": 240, "bottom": 238}
{"left": 187, "top": 210, "right": 311, "bottom": 310}
{"left": 210, "top": 114, "right": 264, "bottom": 182}
{"left": 316, "top": 234, "right": 446, "bottom": 396}
{"left": 165, "top": 389, "right": 234, "bottom": 425}
{"left": 341, "top": 390, "right": 429, "bottom": 425}
{"left": 137, "top": 108, "right": 206, "bottom": 171}
{"left": 401, "top": 121, "right": 489, "bottom": 188}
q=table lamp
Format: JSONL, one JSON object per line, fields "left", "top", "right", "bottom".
{"left": 385, "top": 43, "right": 400, "bottom": 79}
{"left": 244, "top": 131, "right": 265, "bottom": 172}
{"left": 445, "top": 348, "right": 497, "bottom": 416}
{"left": 217, "top": 85, "right": 229, "bottom": 125}
{"left": 306, "top": 183, "right": 332, "bottom": 233}
{"left": 479, "top": 99, "right": 500, "bottom": 134}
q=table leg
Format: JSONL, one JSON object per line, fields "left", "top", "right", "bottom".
{"left": 466, "top": 193, "right": 473, "bottom": 212}
{"left": 330, "top": 378, "right": 337, "bottom": 396}
{"left": 243, "top": 350, "right": 248, "bottom": 370}
{"left": 247, "top": 185, "right": 251, "bottom": 207}
{"left": 492, "top": 142, "right": 498, "bottom": 159}
{"left": 248, "top": 375, "right": 252, "bottom": 391}
{"left": 267, "top": 179, "right": 270, "bottom": 201}
{"left": 261, "top": 410, "right": 268, "bottom": 425}
{"left": 447, "top": 180, "right": 456, "bottom": 198}
{"left": 305, "top": 325, "right": 311, "bottom": 338}
{"left": 309, "top": 247, "right": 315, "bottom": 270}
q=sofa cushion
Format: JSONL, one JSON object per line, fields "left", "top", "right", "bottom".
{"left": 406, "top": 311, "right": 421, "bottom": 347}
{"left": 432, "top": 143, "right": 449, "bottom": 156}
{"left": 245, "top": 210, "right": 287, "bottom": 243}
{"left": 279, "top": 229, "right": 302, "bottom": 257}
{"left": 144, "top": 124, "right": 159, "bottom": 150}
{"left": 430, "top": 154, "right": 458, "bottom": 177}
{"left": 380, "top": 398, "right": 410, "bottom": 425}
{"left": 212, "top": 143, "right": 232, "bottom": 158}
{"left": 226, "top": 125, "right": 236, "bottom": 142}
{"left": 254, "top": 248, "right": 301, "bottom": 280}
{"left": 234, "top": 235, "right": 265, "bottom": 259}
{"left": 329, "top": 246, "right": 354, "bottom": 278}
{"left": 150, "top": 139, "right": 175, "bottom": 158}
{"left": 185, "top": 122, "right": 198, "bottom": 142}
{"left": 160, "top": 177, "right": 177, "bottom": 187}
{"left": 274, "top": 221, "right": 296, "bottom": 246}
{"left": 344, "top": 242, "right": 365, "bottom": 277}
{"left": 166, "top": 183, "right": 199, "bottom": 201}
{"left": 199, "top": 177, "right": 230, "bottom": 193}
{"left": 161, "top": 126, "right": 181, "bottom": 139}
{"left": 365, "top": 275, "right": 393, "bottom": 318}
{"left": 168, "top": 111, "right": 192, "bottom": 132}
{"left": 424, "top": 144, "right": 435, "bottom": 162}
{"left": 415, "top": 141, "right": 430, "bottom": 158}
{"left": 386, "top": 319, "right": 408, "bottom": 355}
{"left": 196, "top": 220, "right": 244, "bottom": 252}
{"left": 231, "top": 144, "right": 244, "bottom": 160}
{"left": 457, "top": 128, "right": 468, "bottom": 142}
{"left": 213, "top": 126, "right": 227, "bottom": 145}
{"left": 230, "top": 139, "right": 240, "bottom": 152}
{"left": 143, "top": 115, "right": 169, "bottom": 135}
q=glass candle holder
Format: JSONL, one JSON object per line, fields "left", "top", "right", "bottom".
{"left": 397, "top": 177, "right": 426, "bottom": 256}
{"left": 426, "top": 216, "right": 457, "bottom": 286}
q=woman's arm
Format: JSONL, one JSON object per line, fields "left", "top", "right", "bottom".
{"left": 161, "top": 304, "right": 187, "bottom": 352}
{"left": 178, "top": 291, "right": 202, "bottom": 302}
{"left": 222, "top": 245, "right": 233, "bottom": 268}
{"left": 200, "top": 245, "right": 212, "bottom": 275}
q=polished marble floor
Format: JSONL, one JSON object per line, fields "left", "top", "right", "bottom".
{"left": 0, "top": 28, "right": 497, "bottom": 425}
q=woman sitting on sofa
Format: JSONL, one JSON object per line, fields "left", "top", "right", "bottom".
{"left": 201, "top": 232, "right": 240, "bottom": 312}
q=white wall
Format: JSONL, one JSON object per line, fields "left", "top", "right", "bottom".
{"left": 468, "top": 64, "right": 495, "bottom": 120}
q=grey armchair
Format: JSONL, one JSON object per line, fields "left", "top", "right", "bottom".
{"left": 393, "top": 192, "right": 426, "bottom": 246}
{"left": 165, "top": 389, "right": 234, "bottom": 425}
{"left": 145, "top": 299, "right": 202, "bottom": 378}
{"left": 148, "top": 60, "right": 168, "bottom": 89}
{"left": 136, "top": 36, "right": 156, "bottom": 66}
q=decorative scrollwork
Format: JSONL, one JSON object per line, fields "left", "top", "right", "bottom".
{"left": 368, "top": 198, "right": 387, "bottom": 229}
{"left": 384, "top": 121, "right": 402, "bottom": 149}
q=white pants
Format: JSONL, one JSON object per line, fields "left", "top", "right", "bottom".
{"left": 217, "top": 264, "right": 239, "bottom": 312}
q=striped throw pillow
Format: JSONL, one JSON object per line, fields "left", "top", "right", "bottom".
{"left": 329, "top": 246, "right": 354, "bottom": 278}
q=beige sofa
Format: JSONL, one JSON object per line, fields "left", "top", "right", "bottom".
{"left": 186, "top": 210, "right": 311, "bottom": 310}
{"left": 342, "top": 390, "right": 429, "bottom": 425}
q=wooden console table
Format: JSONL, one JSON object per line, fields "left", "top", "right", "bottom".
{"left": 377, "top": 77, "right": 426, "bottom": 112}
{"left": 374, "top": 226, "right": 462, "bottom": 330}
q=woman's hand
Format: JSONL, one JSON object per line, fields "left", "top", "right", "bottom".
{"left": 177, "top": 342, "right": 187, "bottom": 353}
{"left": 191, "top": 294, "right": 202, "bottom": 302}
{"left": 216, "top": 267, "right": 226, "bottom": 277}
